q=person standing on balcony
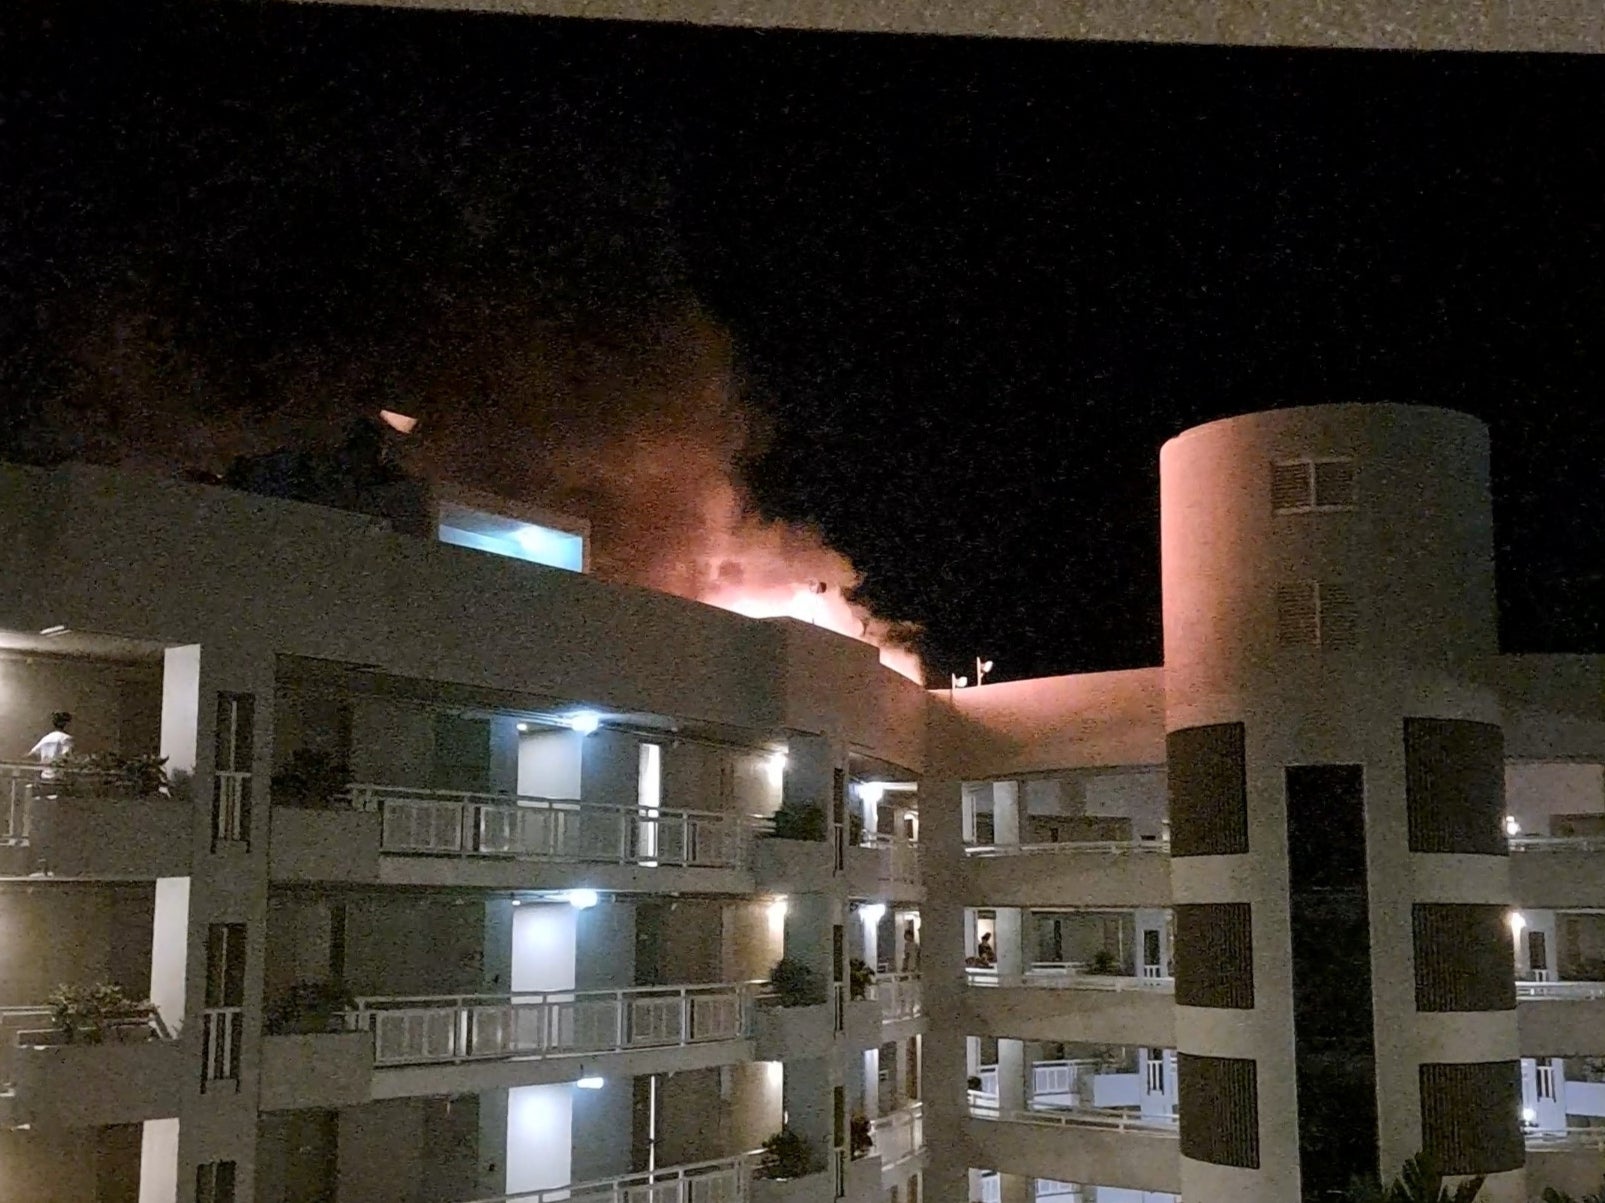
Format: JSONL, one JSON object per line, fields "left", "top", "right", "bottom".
{"left": 28, "top": 711, "right": 74, "bottom": 787}
{"left": 975, "top": 931, "right": 995, "bottom": 968}
{"left": 902, "top": 926, "right": 921, "bottom": 973}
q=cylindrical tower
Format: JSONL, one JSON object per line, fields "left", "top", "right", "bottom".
{"left": 1160, "top": 405, "right": 1522, "bottom": 1203}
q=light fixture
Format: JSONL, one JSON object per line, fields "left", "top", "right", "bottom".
{"left": 517, "top": 722, "right": 530, "bottom": 733}
{"left": 950, "top": 675, "right": 969, "bottom": 689}
{"left": 568, "top": 889, "right": 600, "bottom": 910}
{"left": 861, "top": 903, "right": 886, "bottom": 924}
{"left": 770, "top": 896, "right": 789, "bottom": 920}
{"left": 975, "top": 657, "right": 994, "bottom": 686}
{"left": 38, "top": 625, "right": 68, "bottom": 638}
{"left": 1505, "top": 815, "right": 1521, "bottom": 837}
{"left": 767, "top": 751, "right": 787, "bottom": 786}
{"left": 1509, "top": 911, "right": 1528, "bottom": 936}
{"left": 576, "top": 1076, "right": 605, "bottom": 1090}
{"left": 511, "top": 899, "right": 523, "bottom": 907}
{"left": 378, "top": 409, "right": 419, "bottom": 434}
{"left": 858, "top": 782, "right": 886, "bottom": 806}
{"left": 1522, "top": 1107, "right": 1537, "bottom": 1124}
{"left": 566, "top": 711, "right": 602, "bottom": 736}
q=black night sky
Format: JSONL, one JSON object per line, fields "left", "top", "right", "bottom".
{"left": 4, "top": 1, "right": 1604, "bottom": 681}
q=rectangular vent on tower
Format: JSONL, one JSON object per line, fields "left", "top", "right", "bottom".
{"left": 1419, "top": 1061, "right": 1524, "bottom": 1175}
{"left": 1178, "top": 1054, "right": 1260, "bottom": 1169}
{"left": 1271, "top": 456, "right": 1357, "bottom": 513}
{"left": 1278, "top": 581, "right": 1358, "bottom": 649}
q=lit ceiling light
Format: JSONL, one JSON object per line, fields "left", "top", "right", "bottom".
{"left": 1509, "top": 911, "right": 1528, "bottom": 936}
{"left": 1522, "top": 1107, "right": 1537, "bottom": 1124}
{"left": 1504, "top": 815, "right": 1521, "bottom": 837}
{"left": 858, "top": 782, "right": 886, "bottom": 806}
{"left": 767, "top": 751, "right": 787, "bottom": 786}
{"left": 576, "top": 1076, "right": 605, "bottom": 1090}
{"left": 568, "top": 889, "right": 600, "bottom": 910}
{"left": 770, "top": 896, "right": 789, "bottom": 920}
{"left": 861, "top": 903, "right": 886, "bottom": 924}
{"left": 378, "top": 409, "right": 418, "bottom": 434}
{"left": 38, "top": 625, "right": 69, "bottom": 637}
{"left": 566, "top": 711, "right": 602, "bottom": 736}
{"left": 950, "top": 675, "right": 969, "bottom": 689}
{"left": 517, "top": 722, "right": 530, "bottom": 733}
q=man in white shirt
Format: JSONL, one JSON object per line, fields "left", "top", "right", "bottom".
{"left": 29, "top": 711, "right": 74, "bottom": 781}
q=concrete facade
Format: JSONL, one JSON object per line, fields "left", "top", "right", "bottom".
{"left": 2, "top": 402, "right": 1603, "bottom": 1202}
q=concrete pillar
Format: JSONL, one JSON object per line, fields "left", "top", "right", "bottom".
{"left": 784, "top": 1056, "right": 836, "bottom": 1166}
{"left": 993, "top": 907, "right": 1023, "bottom": 979}
{"left": 477, "top": 1090, "right": 509, "bottom": 1196}
{"left": 488, "top": 716, "right": 520, "bottom": 795}
{"left": 571, "top": 1077, "right": 634, "bottom": 1183}
{"left": 483, "top": 899, "right": 514, "bottom": 992}
{"left": 785, "top": 893, "right": 838, "bottom": 988}
{"left": 149, "top": 877, "right": 190, "bottom": 1034}
{"left": 992, "top": 781, "right": 1021, "bottom": 847}
{"left": 918, "top": 773, "right": 969, "bottom": 1203}
{"left": 997, "top": 1040, "right": 1027, "bottom": 1114}
{"left": 783, "top": 734, "right": 843, "bottom": 819}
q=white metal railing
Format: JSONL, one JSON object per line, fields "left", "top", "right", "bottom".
{"left": 202, "top": 1006, "right": 242, "bottom": 1084}
{"left": 967, "top": 1094, "right": 1179, "bottom": 1135}
{"left": 876, "top": 973, "right": 922, "bottom": 1022}
{"left": 1511, "top": 835, "right": 1605, "bottom": 853}
{"left": 1, "top": 764, "right": 42, "bottom": 845}
{"left": 1034, "top": 1182, "right": 1083, "bottom": 1202}
{"left": 348, "top": 784, "right": 749, "bottom": 870}
{"left": 853, "top": 832, "right": 920, "bottom": 884}
{"left": 214, "top": 771, "right": 251, "bottom": 843}
{"left": 352, "top": 982, "right": 752, "bottom": 1067}
{"left": 963, "top": 838, "right": 1170, "bottom": 858}
{"left": 1527, "top": 1127, "right": 1605, "bottom": 1151}
{"left": 456, "top": 1154, "right": 753, "bottom": 1203}
{"left": 1518, "top": 980, "right": 1605, "bottom": 1000}
{"left": 966, "top": 966, "right": 1174, "bottom": 993}
{"left": 1144, "top": 1055, "right": 1166, "bottom": 1095}
{"left": 1537, "top": 1060, "right": 1559, "bottom": 1102}
{"left": 871, "top": 1102, "right": 924, "bottom": 1170}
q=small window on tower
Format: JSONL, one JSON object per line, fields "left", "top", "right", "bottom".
{"left": 1278, "top": 581, "right": 1359, "bottom": 649}
{"left": 1272, "top": 457, "right": 1357, "bottom": 513}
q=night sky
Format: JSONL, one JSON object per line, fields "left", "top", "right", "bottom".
{"left": 5, "top": 1, "right": 1603, "bottom": 681}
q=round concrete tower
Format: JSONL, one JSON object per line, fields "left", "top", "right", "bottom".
{"left": 1159, "top": 405, "right": 1522, "bottom": 1203}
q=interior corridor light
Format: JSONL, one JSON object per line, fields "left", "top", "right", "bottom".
{"left": 858, "top": 782, "right": 886, "bottom": 806}
{"left": 568, "top": 889, "right": 600, "bottom": 910}
{"left": 517, "top": 722, "right": 530, "bottom": 733}
{"left": 1522, "top": 1107, "right": 1537, "bottom": 1125}
{"left": 38, "top": 625, "right": 69, "bottom": 637}
{"left": 576, "top": 1076, "right": 605, "bottom": 1090}
{"left": 1509, "top": 911, "right": 1528, "bottom": 936}
{"left": 566, "top": 711, "right": 602, "bottom": 736}
{"left": 770, "top": 896, "right": 789, "bottom": 920}
{"left": 860, "top": 903, "right": 887, "bottom": 924}
{"left": 1505, "top": 815, "right": 1521, "bottom": 836}
{"left": 767, "top": 751, "right": 787, "bottom": 786}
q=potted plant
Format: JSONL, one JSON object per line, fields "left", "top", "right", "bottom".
{"left": 271, "top": 748, "right": 351, "bottom": 808}
{"left": 758, "top": 1127, "right": 822, "bottom": 1180}
{"left": 849, "top": 958, "right": 876, "bottom": 1001}
{"left": 1088, "top": 948, "right": 1120, "bottom": 975}
{"left": 767, "top": 806, "right": 827, "bottom": 842}
{"left": 769, "top": 958, "right": 827, "bottom": 1008}
{"left": 60, "top": 752, "right": 171, "bottom": 798}
{"left": 967, "top": 1075, "right": 983, "bottom": 1092}
{"left": 264, "top": 980, "right": 356, "bottom": 1035}
{"left": 1344, "top": 1152, "right": 1483, "bottom": 1201}
{"left": 850, "top": 1113, "right": 873, "bottom": 1160}
{"left": 47, "top": 982, "right": 153, "bottom": 1044}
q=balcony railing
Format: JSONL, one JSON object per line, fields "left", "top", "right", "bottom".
{"left": 1511, "top": 835, "right": 1605, "bottom": 853}
{"left": 871, "top": 1102, "right": 924, "bottom": 1170}
{"left": 875, "top": 973, "right": 922, "bottom": 1022}
{"left": 347, "top": 784, "right": 752, "bottom": 870}
{"left": 854, "top": 832, "right": 919, "bottom": 884}
{"left": 1517, "top": 980, "right": 1605, "bottom": 1000}
{"left": 963, "top": 838, "right": 1169, "bottom": 858}
{"left": 966, "top": 965, "right": 1174, "bottom": 992}
{"left": 457, "top": 1154, "right": 753, "bottom": 1203}
{"left": 2, "top": 762, "right": 181, "bottom": 845}
{"left": 967, "top": 1094, "right": 1178, "bottom": 1135}
{"left": 1526, "top": 1127, "right": 1605, "bottom": 1151}
{"left": 352, "top": 982, "right": 754, "bottom": 1068}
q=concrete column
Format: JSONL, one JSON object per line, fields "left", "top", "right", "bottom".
{"left": 997, "top": 1040, "right": 1027, "bottom": 1113}
{"left": 785, "top": 893, "right": 838, "bottom": 987}
{"left": 571, "top": 1077, "right": 634, "bottom": 1183}
{"left": 784, "top": 1056, "right": 836, "bottom": 1166}
{"left": 477, "top": 1090, "right": 509, "bottom": 1196}
{"left": 917, "top": 773, "right": 969, "bottom": 1203}
{"left": 488, "top": 716, "right": 520, "bottom": 795}
{"left": 992, "top": 781, "right": 1021, "bottom": 847}
{"left": 483, "top": 899, "right": 514, "bottom": 992}
{"left": 783, "top": 734, "right": 844, "bottom": 818}
{"left": 575, "top": 900, "right": 636, "bottom": 992}
{"left": 860, "top": 1048, "right": 880, "bottom": 1120}
{"left": 993, "top": 907, "right": 1023, "bottom": 978}
{"left": 149, "top": 877, "right": 190, "bottom": 1034}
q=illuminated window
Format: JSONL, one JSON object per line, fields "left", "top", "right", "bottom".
{"left": 1272, "top": 457, "right": 1357, "bottom": 513}
{"left": 437, "top": 500, "right": 587, "bottom": 572}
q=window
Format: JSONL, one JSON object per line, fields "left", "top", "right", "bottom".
{"left": 196, "top": 1161, "right": 237, "bottom": 1203}
{"left": 1272, "top": 457, "right": 1357, "bottom": 513}
{"left": 212, "top": 693, "right": 254, "bottom": 847}
{"left": 203, "top": 923, "right": 246, "bottom": 1088}
{"left": 1276, "top": 582, "right": 1358, "bottom": 649}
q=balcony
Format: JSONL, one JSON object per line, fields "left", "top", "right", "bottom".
{"left": 965, "top": 1097, "right": 1180, "bottom": 1195}
{"left": 965, "top": 968, "right": 1176, "bottom": 1047}
{"left": 1, "top": 1006, "right": 185, "bottom": 1128}
{"left": 350, "top": 981, "right": 754, "bottom": 1098}
{"left": 845, "top": 834, "right": 921, "bottom": 900}
{"left": 963, "top": 840, "right": 1170, "bottom": 909}
{"left": 1518, "top": 980, "right": 1605, "bottom": 1056}
{"left": 0, "top": 763, "right": 191, "bottom": 880}
{"left": 456, "top": 1154, "right": 757, "bottom": 1203}
{"left": 271, "top": 785, "right": 755, "bottom": 894}
{"left": 1511, "top": 836, "right": 1605, "bottom": 909}
{"left": 871, "top": 1101, "right": 925, "bottom": 1182}
{"left": 875, "top": 972, "right": 922, "bottom": 1040}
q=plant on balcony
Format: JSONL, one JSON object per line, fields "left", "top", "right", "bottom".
{"left": 1541, "top": 1188, "right": 1605, "bottom": 1203}
{"left": 47, "top": 983, "right": 154, "bottom": 1044}
{"left": 767, "top": 805, "right": 827, "bottom": 842}
{"left": 271, "top": 747, "right": 351, "bottom": 808}
{"left": 849, "top": 1113, "right": 873, "bottom": 1160}
{"left": 264, "top": 980, "right": 356, "bottom": 1035}
{"left": 1343, "top": 1153, "right": 1483, "bottom": 1202}
{"left": 758, "top": 1127, "right": 822, "bottom": 1180}
{"left": 849, "top": 958, "right": 876, "bottom": 1001}
{"left": 1087, "top": 948, "right": 1120, "bottom": 976}
{"left": 58, "top": 752, "right": 171, "bottom": 797}
{"left": 768, "top": 958, "right": 827, "bottom": 1008}
{"left": 966, "top": 1075, "right": 983, "bottom": 1092}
